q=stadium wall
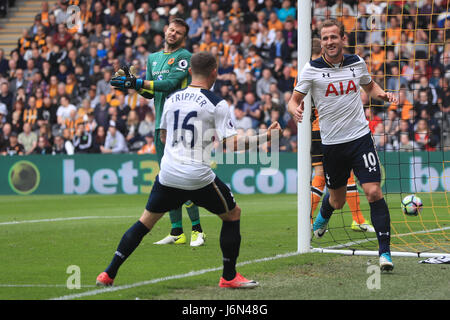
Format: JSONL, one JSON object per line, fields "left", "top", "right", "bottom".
{"left": 1, "top": 152, "right": 448, "bottom": 195}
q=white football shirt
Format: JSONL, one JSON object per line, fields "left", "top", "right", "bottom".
{"left": 159, "top": 86, "right": 237, "bottom": 190}
{"left": 295, "top": 54, "right": 372, "bottom": 145}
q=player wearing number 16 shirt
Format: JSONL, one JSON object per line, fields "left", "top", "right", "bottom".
{"left": 97, "top": 51, "right": 282, "bottom": 288}
{"left": 287, "top": 19, "right": 398, "bottom": 272}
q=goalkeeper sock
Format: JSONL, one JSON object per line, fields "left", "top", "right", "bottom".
{"left": 346, "top": 173, "right": 365, "bottom": 224}
{"left": 185, "top": 201, "right": 202, "bottom": 232}
{"left": 105, "top": 221, "right": 149, "bottom": 278}
{"left": 369, "top": 198, "right": 391, "bottom": 256}
{"left": 220, "top": 220, "right": 241, "bottom": 281}
{"left": 319, "top": 192, "right": 334, "bottom": 220}
{"left": 311, "top": 175, "right": 325, "bottom": 217}
{"left": 169, "top": 207, "right": 183, "bottom": 236}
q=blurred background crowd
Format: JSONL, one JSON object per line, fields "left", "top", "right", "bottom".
{"left": 0, "top": 0, "right": 448, "bottom": 156}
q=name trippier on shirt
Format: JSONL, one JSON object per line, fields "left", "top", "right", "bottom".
{"left": 169, "top": 90, "right": 208, "bottom": 108}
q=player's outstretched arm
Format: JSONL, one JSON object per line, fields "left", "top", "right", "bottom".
{"left": 224, "top": 122, "right": 282, "bottom": 152}
{"left": 287, "top": 90, "right": 306, "bottom": 123}
{"left": 361, "top": 81, "right": 398, "bottom": 104}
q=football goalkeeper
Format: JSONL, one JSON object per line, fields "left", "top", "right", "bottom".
{"left": 111, "top": 18, "right": 205, "bottom": 247}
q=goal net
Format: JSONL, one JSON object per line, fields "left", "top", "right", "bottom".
{"left": 299, "top": 0, "right": 450, "bottom": 257}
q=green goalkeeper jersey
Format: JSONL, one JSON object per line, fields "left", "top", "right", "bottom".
{"left": 144, "top": 48, "right": 192, "bottom": 130}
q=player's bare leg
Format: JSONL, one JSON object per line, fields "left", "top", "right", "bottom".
{"left": 96, "top": 210, "right": 164, "bottom": 286}
{"left": 361, "top": 182, "right": 393, "bottom": 271}
{"left": 217, "top": 206, "right": 258, "bottom": 288}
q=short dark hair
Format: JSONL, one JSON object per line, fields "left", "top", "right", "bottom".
{"left": 190, "top": 51, "right": 217, "bottom": 77}
{"left": 320, "top": 19, "right": 345, "bottom": 38}
{"left": 170, "top": 18, "right": 190, "bottom": 38}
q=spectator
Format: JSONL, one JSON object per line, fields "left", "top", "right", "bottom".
{"left": 125, "top": 109, "right": 142, "bottom": 146}
{"left": 52, "top": 24, "right": 72, "bottom": 48}
{"left": 23, "top": 95, "right": 39, "bottom": 130}
{"left": 233, "top": 107, "right": 253, "bottom": 131}
{"left": 101, "top": 120, "right": 128, "bottom": 154}
{"left": 96, "top": 69, "right": 113, "bottom": 97}
{"left": 33, "top": 135, "right": 52, "bottom": 154}
{"left": 73, "top": 122, "right": 92, "bottom": 154}
{"left": 137, "top": 133, "right": 156, "bottom": 155}
{"left": 396, "top": 132, "right": 418, "bottom": 152}
{"left": 0, "top": 49, "right": 9, "bottom": 76}
{"left": 37, "top": 96, "right": 58, "bottom": 129}
{"left": 18, "top": 122, "right": 38, "bottom": 155}
{"left": 56, "top": 95, "right": 77, "bottom": 127}
{"left": 234, "top": 59, "right": 250, "bottom": 85}
{"left": 138, "top": 111, "right": 155, "bottom": 138}
{"left": 419, "top": 109, "right": 441, "bottom": 148}
{"left": 277, "top": 0, "right": 296, "bottom": 23}
{"left": 105, "top": 4, "right": 121, "bottom": 28}
{"left": 150, "top": 10, "right": 166, "bottom": 36}
{"left": 256, "top": 68, "right": 277, "bottom": 99}
{"left": 1, "top": 131, "right": 25, "bottom": 156}
{"left": 279, "top": 126, "right": 294, "bottom": 152}
{"left": 267, "top": 12, "right": 283, "bottom": 32}
{"left": 0, "top": 82, "right": 13, "bottom": 117}
{"left": 269, "top": 30, "right": 290, "bottom": 62}
{"left": 277, "top": 65, "right": 295, "bottom": 94}
{"left": 52, "top": 134, "right": 69, "bottom": 155}
{"left": 94, "top": 94, "right": 111, "bottom": 129}
{"left": 386, "top": 65, "right": 408, "bottom": 92}
{"left": 414, "top": 119, "right": 435, "bottom": 151}
{"left": 388, "top": 87, "right": 413, "bottom": 120}
{"left": 10, "top": 69, "right": 28, "bottom": 96}
{"left": 91, "top": 125, "right": 106, "bottom": 154}
{"left": 242, "top": 92, "right": 262, "bottom": 128}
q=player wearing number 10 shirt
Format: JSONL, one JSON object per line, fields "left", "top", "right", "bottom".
{"left": 288, "top": 19, "right": 398, "bottom": 272}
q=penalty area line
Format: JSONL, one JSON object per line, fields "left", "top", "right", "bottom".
{"left": 0, "top": 216, "right": 138, "bottom": 226}
{"left": 50, "top": 251, "right": 301, "bottom": 300}
{"left": 0, "top": 284, "right": 97, "bottom": 288}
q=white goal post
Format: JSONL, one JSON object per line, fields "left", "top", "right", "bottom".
{"left": 296, "top": 0, "right": 312, "bottom": 254}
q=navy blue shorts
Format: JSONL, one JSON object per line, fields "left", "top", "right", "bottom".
{"left": 145, "top": 175, "right": 237, "bottom": 215}
{"left": 321, "top": 132, "right": 381, "bottom": 189}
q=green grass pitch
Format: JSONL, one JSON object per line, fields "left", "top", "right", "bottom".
{"left": 0, "top": 193, "right": 448, "bottom": 300}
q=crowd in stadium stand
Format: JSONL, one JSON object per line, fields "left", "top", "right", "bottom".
{"left": 0, "top": 0, "right": 448, "bottom": 156}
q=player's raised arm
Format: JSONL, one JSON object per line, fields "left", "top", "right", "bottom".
{"left": 361, "top": 79, "right": 398, "bottom": 104}
{"left": 287, "top": 90, "right": 306, "bottom": 123}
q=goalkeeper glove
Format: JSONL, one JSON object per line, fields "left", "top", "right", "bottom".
{"left": 110, "top": 76, "right": 144, "bottom": 91}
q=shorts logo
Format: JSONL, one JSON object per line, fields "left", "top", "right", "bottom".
{"left": 178, "top": 59, "right": 188, "bottom": 69}
{"left": 325, "top": 173, "right": 331, "bottom": 186}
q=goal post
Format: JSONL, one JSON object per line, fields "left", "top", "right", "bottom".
{"left": 296, "top": 0, "right": 450, "bottom": 258}
{"left": 296, "top": 0, "right": 312, "bottom": 253}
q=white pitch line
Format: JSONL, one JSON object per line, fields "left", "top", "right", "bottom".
{"left": 50, "top": 251, "right": 301, "bottom": 300}
{"left": 0, "top": 284, "right": 96, "bottom": 288}
{"left": 0, "top": 216, "right": 137, "bottom": 226}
